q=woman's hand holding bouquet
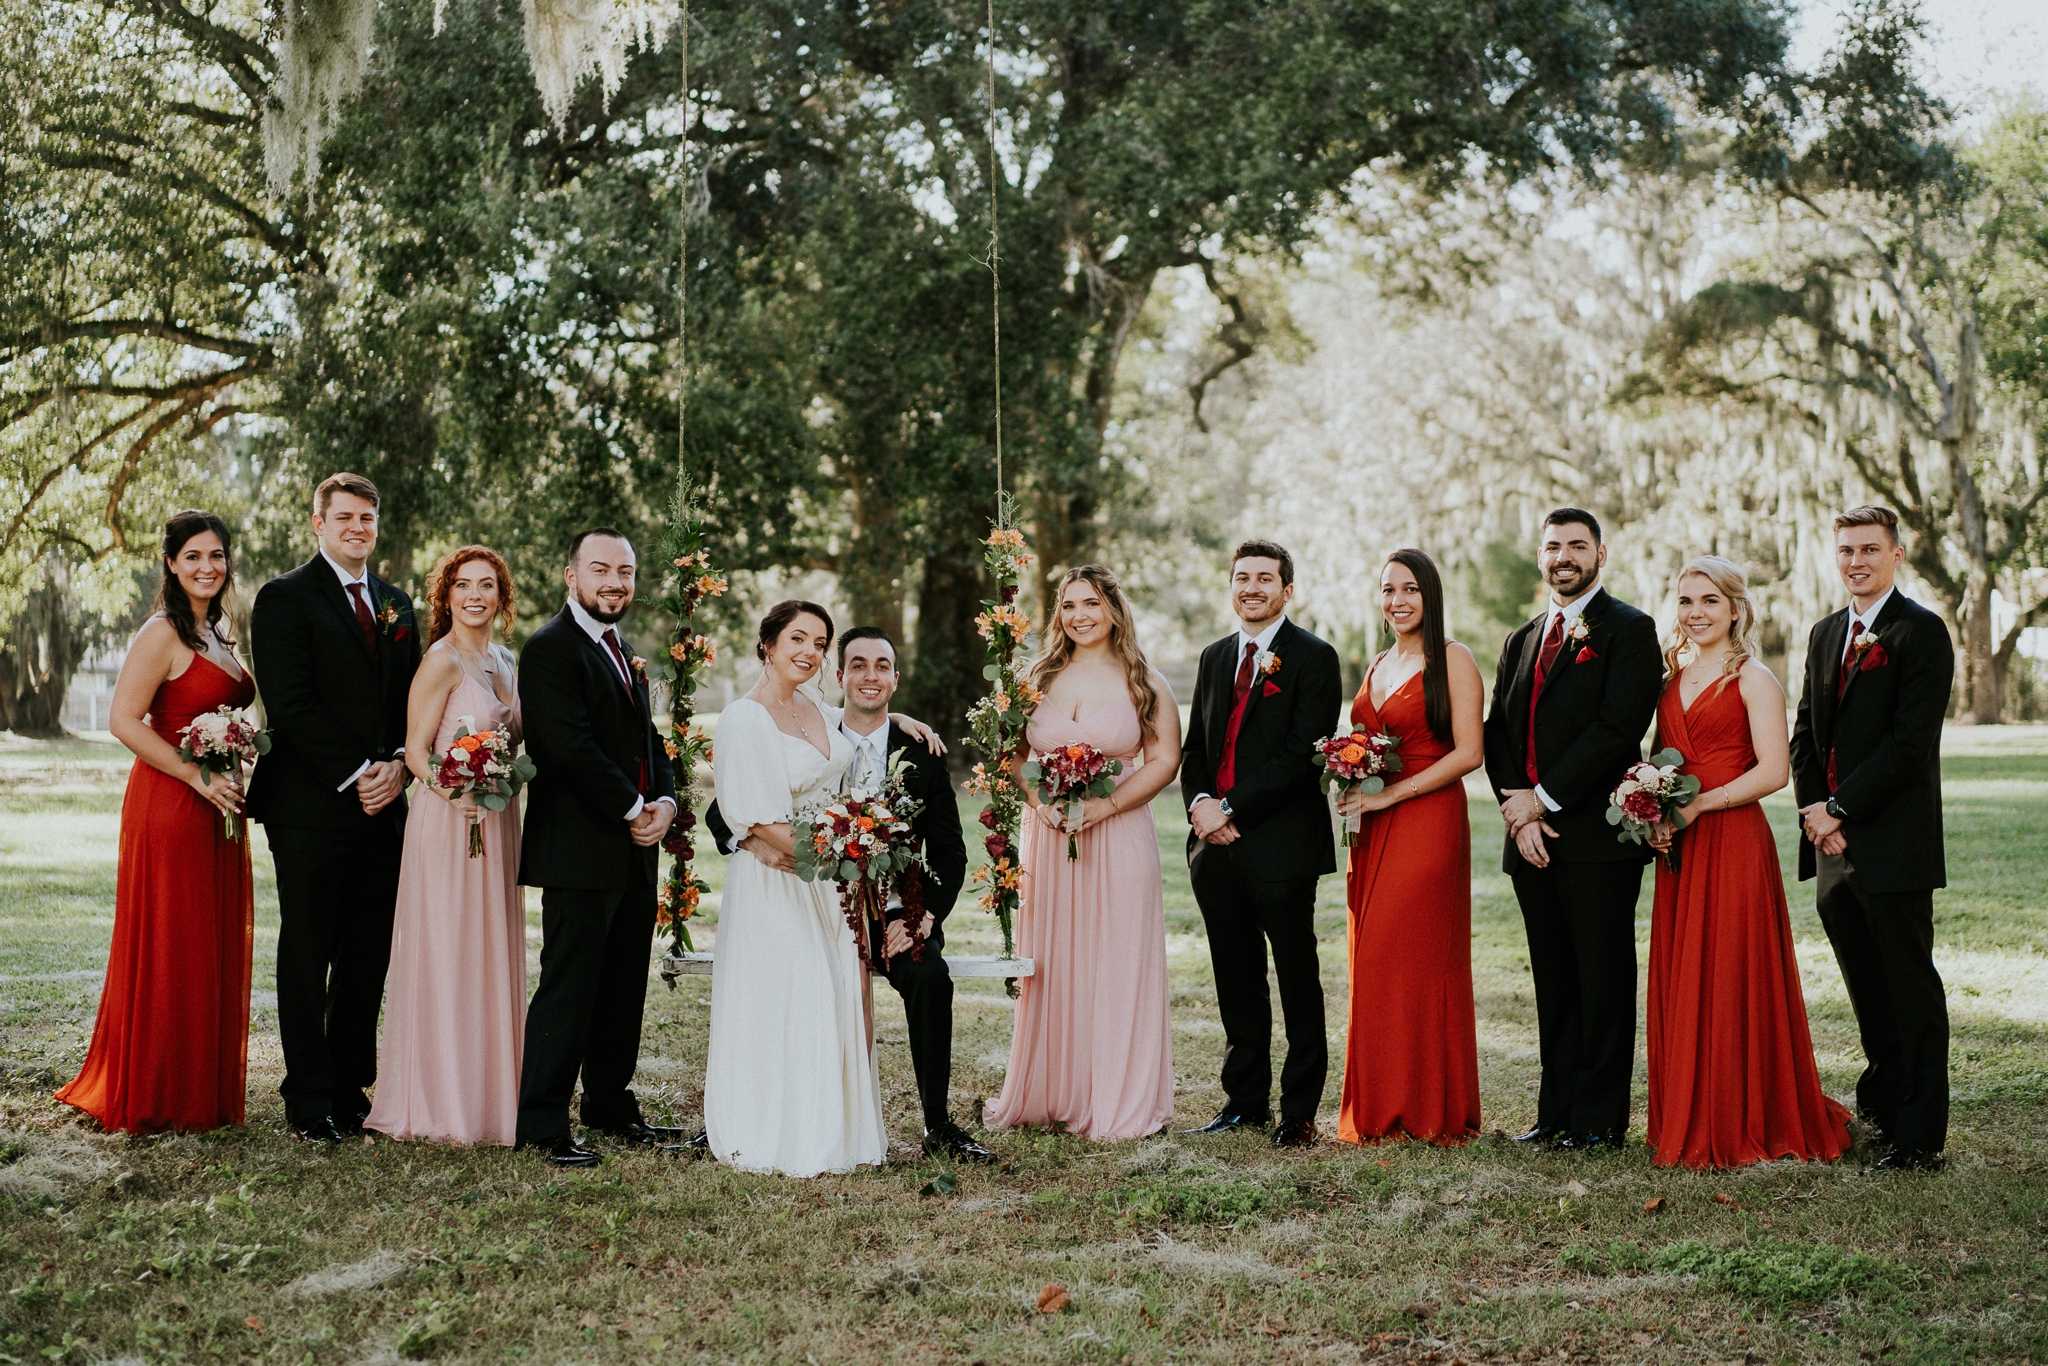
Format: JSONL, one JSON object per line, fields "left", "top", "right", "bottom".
{"left": 434, "top": 717, "right": 537, "bottom": 857}
{"left": 177, "top": 705, "right": 271, "bottom": 841}
{"left": 1312, "top": 729, "right": 1402, "bottom": 846}
{"left": 1023, "top": 743, "right": 1124, "bottom": 860}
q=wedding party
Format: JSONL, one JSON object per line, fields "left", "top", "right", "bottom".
{"left": 7, "top": 0, "right": 2048, "bottom": 1360}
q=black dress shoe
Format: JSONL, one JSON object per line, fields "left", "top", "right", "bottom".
{"left": 1182, "top": 1108, "right": 1273, "bottom": 1136}
{"left": 1272, "top": 1118, "right": 1319, "bottom": 1149}
{"left": 596, "top": 1120, "right": 689, "bottom": 1147}
{"left": 292, "top": 1117, "right": 345, "bottom": 1145}
{"left": 683, "top": 1130, "right": 710, "bottom": 1151}
{"left": 1510, "top": 1124, "right": 1562, "bottom": 1146}
{"left": 1871, "top": 1146, "right": 1944, "bottom": 1174}
{"left": 334, "top": 1109, "right": 370, "bottom": 1137}
{"left": 923, "top": 1119, "right": 996, "bottom": 1164}
{"left": 520, "top": 1137, "right": 602, "bottom": 1168}
{"left": 1555, "top": 1131, "right": 1626, "bottom": 1153}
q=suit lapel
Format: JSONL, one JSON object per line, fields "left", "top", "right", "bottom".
{"left": 1538, "top": 589, "right": 1607, "bottom": 695}
{"left": 1837, "top": 594, "right": 1906, "bottom": 704}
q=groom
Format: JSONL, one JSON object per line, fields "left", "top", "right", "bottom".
{"left": 248, "top": 471, "right": 421, "bottom": 1143}
{"left": 1482, "top": 508, "right": 1661, "bottom": 1151}
{"left": 705, "top": 627, "right": 987, "bottom": 1161}
{"left": 1791, "top": 505, "right": 1953, "bottom": 1173}
{"left": 515, "top": 527, "right": 679, "bottom": 1167}
{"left": 1180, "top": 540, "right": 1343, "bottom": 1149}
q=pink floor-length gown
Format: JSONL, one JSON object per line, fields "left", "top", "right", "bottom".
{"left": 366, "top": 653, "right": 526, "bottom": 1145}
{"left": 983, "top": 695, "right": 1173, "bottom": 1140}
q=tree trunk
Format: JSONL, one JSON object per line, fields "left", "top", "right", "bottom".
{"left": 840, "top": 457, "right": 907, "bottom": 648}
{"left": 1961, "top": 570, "right": 2001, "bottom": 723}
{"left": 5, "top": 551, "right": 85, "bottom": 738}
{"left": 903, "top": 518, "right": 989, "bottom": 755}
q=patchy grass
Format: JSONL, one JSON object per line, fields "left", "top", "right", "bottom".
{"left": 0, "top": 726, "right": 2044, "bottom": 1362}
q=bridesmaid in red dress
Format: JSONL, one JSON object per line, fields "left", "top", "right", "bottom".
{"left": 1336, "top": 550, "right": 1487, "bottom": 1145}
{"left": 1646, "top": 556, "right": 1851, "bottom": 1168}
{"left": 57, "top": 510, "right": 256, "bottom": 1134}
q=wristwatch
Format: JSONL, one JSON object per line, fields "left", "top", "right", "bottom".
{"left": 1825, "top": 797, "right": 1847, "bottom": 821}
{"left": 1218, "top": 798, "right": 1234, "bottom": 818}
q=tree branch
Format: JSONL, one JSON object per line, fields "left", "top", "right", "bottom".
{"left": 1, "top": 399, "right": 163, "bottom": 554}
{"left": 0, "top": 320, "right": 266, "bottom": 365}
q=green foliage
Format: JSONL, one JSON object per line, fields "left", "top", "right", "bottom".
{"left": 1104, "top": 1173, "right": 1279, "bottom": 1227}
{"left": 1561, "top": 1236, "right": 1897, "bottom": 1306}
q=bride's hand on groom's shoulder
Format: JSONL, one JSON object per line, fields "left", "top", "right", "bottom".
{"left": 888, "top": 713, "right": 948, "bottom": 756}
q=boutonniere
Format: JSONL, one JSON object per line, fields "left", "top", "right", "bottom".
{"left": 1257, "top": 652, "right": 1282, "bottom": 678}
{"left": 1850, "top": 626, "right": 1878, "bottom": 655}
{"left": 1848, "top": 626, "right": 1889, "bottom": 671}
{"left": 630, "top": 655, "right": 650, "bottom": 682}
{"left": 1565, "top": 618, "right": 1592, "bottom": 648}
{"left": 376, "top": 600, "right": 410, "bottom": 644}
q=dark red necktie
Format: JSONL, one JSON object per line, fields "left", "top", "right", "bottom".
{"left": 1524, "top": 611, "right": 1565, "bottom": 785}
{"left": 603, "top": 628, "right": 649, "bottom": 794}
{"left": 346, "top": 582, "right": 380, "bottom": 662}
{"left": 1217, "top": 641, "right": 1260, "bottom": 793}
{"left": 1232, "top": 640, "right": 1258, "bottom": 703}
{"left": 1835, "top": 616, "right": 1862, "bottom": 702}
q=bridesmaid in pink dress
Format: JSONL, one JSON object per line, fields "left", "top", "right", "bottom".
{"left": 366, "top": 548, "right": 527, "bottom": 1146}
{"left": 985, "top": 565, "right": 1181, "bottom": 1140}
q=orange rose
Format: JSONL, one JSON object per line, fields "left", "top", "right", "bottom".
{"left": 1338, "top": 743, "right": 1366, "bottom": 764}
{"left": 1065, "top": 744, "right": 1087, "bottom": 760}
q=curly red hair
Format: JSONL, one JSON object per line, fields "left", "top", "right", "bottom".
{"left": 426, "top": 545, "right": 516, "bottom": 644}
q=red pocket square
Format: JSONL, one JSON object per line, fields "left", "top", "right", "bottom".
{"left": 1574, "top": 645, "right": 1597, "bottom": 663}
{"left": 1262, "top": 680, "right": 1282, "bottom": 697}
{"left": 1861, "top": 643, "right": 1888, "bottom": 669}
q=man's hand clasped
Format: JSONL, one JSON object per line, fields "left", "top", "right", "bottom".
{"left": 1498, "top": 787, "right": 1559, "bottom": 870}
{"left": 1188, "top": 796, "right": 1241, "bottom": 846}
{"left": 358, "top": 759, "right": 410, "bottom": 816}
{"left": 1797, "top": 801, "right": 1848, "bottom": 857}
{"left": 629, "top": 801, "right": 676, "bottom": 848}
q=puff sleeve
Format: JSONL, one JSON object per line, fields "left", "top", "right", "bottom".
{"left": 712, "top": 699, "right": 793, "bottom": 832}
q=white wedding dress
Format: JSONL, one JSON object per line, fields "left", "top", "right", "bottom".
{"left": 704, "top": 697, "right": 887, "bottom": 1175}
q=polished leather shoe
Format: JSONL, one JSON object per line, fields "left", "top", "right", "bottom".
{"left": 597, "top": 1120, "right": 689, "bottom": 1147}
{"left": 683, "top": 1129, "right": 710, "bottom": 1151}
{"left": 1510, "top": 1124, "right": 1562, "bottom": 1147}
{"left": 521, "top": 1137, "right": 602, "bottom": 1168}
{"left": 923, "top": 1119, "right": 996, "bottom": 1163}
{"left": 1272, "top": 1118, "right": 1319, "bottom": 1149}
{"left": 1182, "top": 1108, "right": 1273, "bottom": 1136}
{"left": 292, "top": 1117, "right": 345, "bottom": 1145}
{"left": 1555, "top": 1131, "right": 1626, "bottom": 1153}
{"left": 1871, "top": 1146, "right": 1944, "bottom": 1174}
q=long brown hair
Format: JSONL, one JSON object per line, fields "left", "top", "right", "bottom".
{"left": 426, "top": 545, "right": 516, "bottom": 644}
{"left": 154, "top": 509, "right": 236, "bottom": 652}
{"left": 1661, "top": 555, "right": 1759, "bottom": 683}
{"left": 1383, "top": 548, "right": 1451, "bottom": 743}
{"left": 1029, "top": 565, "right": 1161, "bottom": 741}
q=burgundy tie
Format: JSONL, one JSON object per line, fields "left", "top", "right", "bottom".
{"left": 1524, "top": 612, "right": 1565, "bottom": 785}
{"left": 1835, "top": 616, "right": 1861, "bottom": 701}
{"left": 346, "top": 582, "right": 380, "bottom": 662}
{"left": 1232, "top": 640, "right": 1258, "bottom": 704}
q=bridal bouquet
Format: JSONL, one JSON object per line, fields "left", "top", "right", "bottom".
{"left": 434, "top": 718, "right": 537, "bottom": 857}
{"left": 177, "top": 705, "right": 271, "bottom": 841}
{"left": 1312, "top": 729, "right": 1403, "bottom": 846}
{"left": 1023, "top": 743, "right": 1125, "bottom": 860}
{"left": 1606, "top": 748, "right": 1702, "bottom": 871}
{"left": 794, "top": 755, "right": 933, "bottom": 971}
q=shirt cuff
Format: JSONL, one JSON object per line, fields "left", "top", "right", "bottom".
{"left": 1190, "top": 792, "right": 1213, "bottom": 810}
{"left": 336, "top": 759, "right": 371, "bottom": 793}
{"left": 724, "top": 832, "right": 743, "bottom": 854}
{"left": 1534, "top": 784, "right": 1561, "bottom": 813}
{"left": 624, "top": 796, "right": 644, "bottom": 822}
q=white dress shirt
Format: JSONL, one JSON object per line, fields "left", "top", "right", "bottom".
{"left": 1844, "top": 586, "right": 1896, "bottom": 659}
{"left": 1532, "top": 593, "right": 1596, "bottom": 813}
{"left": 1190, "top": 614, "right": 1289, "bottom": 810}
{"left": 324, "top": 550, "right": 382, "bottom": 792}
{"left": 565, "top": 596, "right": 674, "bottom": 822}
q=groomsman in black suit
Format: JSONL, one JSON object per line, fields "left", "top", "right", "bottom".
{"left": 1180, "top": 540, "right": 1344, "bottom": 1149}
{"left": 515, "top": 528, "right": 680, "bottom": 1167}
{"left": 1790, "top": 504, "right": 1954, "bottom": 1173}
{"left": 1482, "top": 508, "right": 1662, "bottom": 1151}
{"left": 248, "top": 472, "right": 421, "bottom": 1143}
{"left": 704, "top": 627, "right": 988, "bottom": 1161}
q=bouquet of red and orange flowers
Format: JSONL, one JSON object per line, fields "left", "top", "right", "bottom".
{"left": 1312, "top": 728, "right": 1402, "bottom": 845}
{"left": 1605, "top": 748, "right": 1702, "bottom": 871}
{"left": 1023, "top": 742, "right": 1125, "bottom": 860}
{"left": 434, "top": 717, "right": 537, "bottom": 857}
{"left": 177, "top": 705, "right": 271, "bottom": 841}
{"left": 794, "top": 755, "right": 932, "bottom": 971}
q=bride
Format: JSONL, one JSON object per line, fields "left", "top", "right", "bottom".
{"left": 705, "top": 600, "right": 884, "bottom": 1175}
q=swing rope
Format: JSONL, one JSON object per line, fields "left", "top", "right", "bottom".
{"left": 677, "top": 0, "right": 691, "bottom": 485}
{"left": 984, "top": 0, "right": 1005, "bottom": 523}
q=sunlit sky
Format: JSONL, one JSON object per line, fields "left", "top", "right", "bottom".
{"left": 1793, "top": 0, "right": 2046, "bottom": 121}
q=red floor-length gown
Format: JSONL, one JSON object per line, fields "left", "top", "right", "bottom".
{"left": 56, "top": 655, "right": 256, "bottom": 1133}
{"left": 1646, "top": 674, "right": 1851, "bottom": 1168}
{"left": 1336, "top": 658, "right": 1481, "bottom": 1145}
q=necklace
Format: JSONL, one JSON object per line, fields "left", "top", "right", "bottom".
{"left": 452, "top": 643, "right": 497, "bottom": 675}
{"left": 771, "top": 691, "right": 814, "bottom": 741}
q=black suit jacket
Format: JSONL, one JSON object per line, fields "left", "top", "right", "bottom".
{"left": 517, "top": 606, "right": 677, "bottom": 890}
{"left": 1178, "top": 618, "right": 1344, "bottom": 882}
{"left": 1789, "top": 592, "right": 1951, "bottom": 891}
{"left": 1482, "top": 587, "right": 1662, "bottom": 874}
{"left": 705, "top": 720, "right": 970, "bottom": 950}
{"left": 246, "top": 556, "right": 421, "bottom": 832}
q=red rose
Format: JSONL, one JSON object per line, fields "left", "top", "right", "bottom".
{"left": 662, "top": 827, "right": 693, "bottom": 858}
{"left": 977, "top": 806, "right": 999, "bottom": 830}
{"left": 1262, "top": 680, "right": 1282, "bottom": 697}
{"left": 1862, "top": 643, "right": 1888, "bottom": 669}
{"left": 677, "top": 807, "right": 697, "bottom": 831}
{"left": 1622, "top": 791, "right": 1661, "bottom": 823}
{"left": 985, "top": 833, "right": 1009, "bottom": 862}
{"left": 1574, "top": 645, "right": 1597, "bottom": 663}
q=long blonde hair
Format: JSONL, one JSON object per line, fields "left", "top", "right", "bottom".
{"left": 1029, "top": 565, "right": 1162, "bottom": 741}
{"left": 1662, "top": 555, "right": 1760, "bottom": 682}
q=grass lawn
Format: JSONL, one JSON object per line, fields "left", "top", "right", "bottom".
{"left": 1, "top": 725, "right": 2044, "bottom": 1363}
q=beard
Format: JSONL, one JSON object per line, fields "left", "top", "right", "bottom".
{"left": 1545, "top": 562, "right": 1595, "bottom": 595}
{"left": 576, "top": 588, "right": 630, "bottom": 624}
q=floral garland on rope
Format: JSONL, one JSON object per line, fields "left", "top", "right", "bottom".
{"left": 652, "top": 476, "right": 721, "bottom": 967}
{"left": 963, "top": 492, "right": 1037, "bottom": 969}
